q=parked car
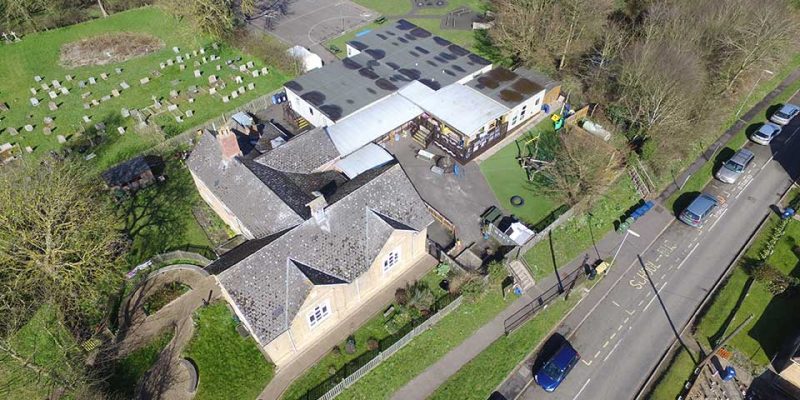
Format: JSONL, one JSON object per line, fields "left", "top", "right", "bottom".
{"left": 715, "top": 148, "right": 755, "bottom": 184}
{"left": 770, "top": 103, "right": 800, "bottom": 125}
{"left": 751, "top": 122, "right": 782, "bottom": 145}
{"left": 679, "top": 193, "right": 719, "bottom": 227}
{"left": 534, "top": 341, "right": 580, "bottom": 392}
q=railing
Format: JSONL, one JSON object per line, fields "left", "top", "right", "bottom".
{"left": 503, "top": 265, "right": 586, "bottom": 334}
{"left": 299, "top": 292, "right": 463, "bottom": 400}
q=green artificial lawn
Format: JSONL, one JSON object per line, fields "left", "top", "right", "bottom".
{"left": 183, "top": 302, "right": 275, "bottom": 400}
{"left": 429, "top": 290, "right": 581, "bottom": 400}
{"left": 695, "top": 214, "right": 800, "bottom": 368}
{"left": 108, "top": 330, "right": 174, "bottom": 398}
{"left": 479, "top": 119, "right": 561, "bottom": 226}
{"left": 336, "top": 287, "right": 514, "bottom": 400}
{"left": 0, "top": 6, "right": 288, "bottom": 170}
{"left": 523, "top": 176, "right": 640, "bottom": 281}
{"left": 119, "top": 158, "right": 216, "bottom": 265}
{"left": 649, "top": 348, "right": 698, "bottom": 400}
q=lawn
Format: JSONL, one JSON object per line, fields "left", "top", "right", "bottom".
{"left": 480, "top": 118, "right": 561, "bottom": 226}
{"left": 283, "top": 268, "right": 449, "bottom": 399}
{"left": 0, "top": 6, "right": 288, "bottom": 170}
{"left": 649, "top": 348, "right": 698, "bottom": 400}
{"left": 695, "top": 213, "right": 800, "bottom": 368}
{"left": 183, "top": 302, "right": 275, "bottom": 400}
{"left": 119, "top": 157, "right": 217, "bottom": 266}
{"left": 351, "top": 0, "right": 413, "bottom": 15}
{"left": 336, "top": 286, "right": 514, "bottom": 400}
{"left": 522, "top": 176, "right": 640, "bottom": 281}
{"left": 413, "top": 0, "right": 488, "bottom": 15}
{"left": 107, "top": 330, "right": 174, "bottom": 398}
{"left": 429, "top": 290, "right": 582, "bottom": 400}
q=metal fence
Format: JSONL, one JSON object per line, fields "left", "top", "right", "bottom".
{"left": 150, "top": 250, "right": 213, "bottom": 267}
{"left": 299, "top": 293, "right": 463, "bottom": 400}
{"left": 503, "top": 265, "right": 586, "bottom": 334}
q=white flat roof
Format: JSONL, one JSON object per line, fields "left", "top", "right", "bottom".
{"left": 326, "top": 93, "right": 422, "bottom": 156}
{"left": 335, "top": 143, "right": 394, "bottom": 178}
{"left": 400, "top": 82, "right": 509, "bottom": 136}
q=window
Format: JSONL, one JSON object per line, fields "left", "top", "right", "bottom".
{"left": 307, "top": 300, "right": 331, "bottom": 328}
{"left": 309, "top": 107, "right": 314, "bottom": 115}
{"left": 383, "top": 248, "right": 401, "bottom": 273}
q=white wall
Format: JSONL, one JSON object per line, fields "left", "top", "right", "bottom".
{"left": 506, "top": 89, "right": 545, "bottom": 131}
{"left": 286, "top": 87, "right": 334, "bottom": 128}
{"left": 457, "top": 64, "right": 493, "bottom": 85}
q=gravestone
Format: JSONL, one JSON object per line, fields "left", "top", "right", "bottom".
{"left": 212, "top": 42, "right": 218, "bottom": 50}
{"left": 115, "top": 68, "right": 123, "bottom": 74}
{"left": 65, "top": 74, "right": 72, "bottom": 81}
{"left": 100, "top": 73, "right": 108, "bottom": 80}
{"left": 23, "top": 124, "right": 33, "bottom": 132}
{"left": 160, "top": 63, "right": 166, "bottom": 69}
{"left": 184, "top": 52, "right": 190, "bottom": 59}
{"left": 175, "top": 116, "right": 183, "bottom": 123}
{"left": 169, "top": 90, "right": 178, "bottom": 98}
{"left": 34, "top": 75, "right": 42, "bottom": 82}
{"left": 41, "top": 83, "right": 49, "bottom": 90}
{"left": 57, "top": 135, "right": 66, "bottom": 143}
{"left": 192, "top": 50, "right": 198, "bottom": 56}
{"left": 120, "top": 81, "right": 130, "bottom": 89}
{"left": 202, "top": 56, "right": 207, "bottom": 63}
{"left": 43, "top": 127, "right": 51, "bottom": 135}
{"left": 60, "top": 87, "right": 69, "bottom": 95}
{"left": 239, "top": 64, "right": 247, "bottom": 72}
{"left": 208, "top": 75, "right": 217, "bottom": 84}
{"left": 188, "top": 85, "right": 198, "bottom": 93}
{"left": 246, "top": 61, "right": 254, "bottom": 69}
{"left": 173, "top": 46, "right": 180, "bottom": 53}
{"left": 25, "top": 146, "right": 33, "bottom": 153}
{"left": 167, "top": 104, "right": 178, "bottom": 111}
{"left": 101, "top": 95, "right": 111, "bottom": 102}
{"left": 83, "top": 103, "right": 90, "bottom": 109}
{"left": 216, "top": 64, "right": 221, "bottom": 71}
{"left": 117, "top": 126, "right": 125, "bottom": 134}
{"left": 30, "top": 88, "right": 37, "bottom": 95}
{"left": 82, "top": 115, "right": 91, "bottom": 123}
{"left": 91, "top": 99, "right": 100, "bottom": 106}
{"left": 252, "top": 70, "right": 259, "bottom": 78}
{"left": 193, "top": 61, "right": 201, "bottom": 67}
{"left": 111, "top": 89, "right": 120, "bottom": 97}
{"left": 209, "top": 87, "right": 217, "bottom": 95}
{"left": 48, "top": 101, "right": 57, "bottom": 111}
{"left": 194, "top": 69, "right": 202, "bottom": 78}
{"left": 81, "top": 92, "right": 92, "bottom": 99}
{"left": 186, "top": 110, "right": 194, "bottom": 117}
{"left": 95, "top": 123, "right": 105, "bottom": 132}
{"left": 51, "top": 80, "right": 60, "bottom": 88}
{"left": 222, "top": 96, "right": 229, "bottom": 103}
{"left": 139, "top": 77, "right": 150, "bottom": 85}
{"left": 0, "top": 102, "right": 7, "bottom": 111}
{"left": 167, "top": 59, "right": 174, "bottom": 66}
{"left": 261, "top": 67, "right": 268, "bottom": 75}
{"left": 188, "top": 97, "right": 194, "bottom": 103}
{"left": 153, "top": 97, "right": 162, "bottom": 109}
{"left": 88, "top": 77, "right": 96, "bottom": 85}
{"left": 43, "top": 116, "right": 53, "bottom": 125}
{"left": 237, "top": 86, "right": 245, "bottom": 94}
{"left": 152, "top": 70, "right": 161, "bottom": 78}
{"left": 48, "top": 91, "right": 57, "bottom": 99}
{"left": 8, "top": 127, "right": 18, "bottom": 136}
{"left": 176, "top": 56, "right": 184, "bottom": 63}
{"left": 231, "top": 91, "right": 239, "bottom": 99}
{"left": 247, "top": 83, "right": 255, "bottom": 90}
{"left": 200, "top": 48, "right": 205, "bottom": 54}
{"left": 78, "top": 81, "right": 86, "bottom": 88}
{"left": 121, "top": 108, "right": 130, "bottom": 118}
{"left": 233, "top": 76, "right": 243, "bottom": 84}
{"left": 179, "top": 64, "right": 186, "bottom": 71}
{"left": 30, "top": 98, "right": 39, "bottom": 106}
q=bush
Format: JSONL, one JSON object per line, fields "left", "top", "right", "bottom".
{"left": 407, "top": 282, "right": 435, "bottom": 312}
{"left": 487, "top": 262, "right": 508, "bottom": 286}
{"left": 367, "top": 338, "right": 379, "bottom": 351}
{"left": 345, "top": 336, "right": 356, "bottom": 354}
{"left": 436, "top": 263, "right": 451, "bottom": 277}
{"left": 395, "top": 288, "right": 408, "bottom": 305}
{"left": 460, "top": 276, "right": 487, "bottom": 302}
{"left": 749, "top": 263, "right": 798, "bottom": 295}
{"left": 385, "top": 306, "right": 412, "bottom": 334}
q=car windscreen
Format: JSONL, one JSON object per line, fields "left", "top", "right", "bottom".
{"left": 542, "top": 362, "right": 564, "bottom": 380}
{"left": 777, "top": 110, "right": 791, "bottom": 119}
{"left": 724, "top": 160, "right": 744, "bottom": 172}
{"left": 684, "top": 210, "right": 701, "bottom": 221}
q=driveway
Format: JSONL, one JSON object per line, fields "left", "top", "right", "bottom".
{"left": 249, "top": 0, "right": 376, "bottom": 64}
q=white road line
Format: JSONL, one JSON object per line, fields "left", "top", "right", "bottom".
{"left": 612, "top": 301, "right": 621, "bottom": 307}
{"left": 573, "top": 379, "right": 591, "bottom": 400}
{"left": 610, "top": 332, "right": 617, "bottom": 340}
{"left": 643, "top": 281, "right": 668, "bottom": 312}
{"left": 761, "top": 155, "right": 774, "bottom": 171}
{"left": 736, "top": 177, "right": 754, "bottom": 199}
{"left": 582, "top": 359, "right": 592, "bottom": 366}
{"left": 625, "top": 309, "right": 636, "bottom": 316}
{"left": 638, "top": 299, "right": 645, "bottom": 307}
{"left": 603, "top": 340, "right": 623, "bottom": 362}
{"left": 709, "top": 208, "right": 728, "bottom": 232}
{"left": 624, "top": 317, "right": 630, "bottom": 323}
{"left": 593, "top": 350, "right": 601, "bottom": 359}
{"left": 661, "top": 273, "right": 667, "bottom": 280}
{"left": 618, "top": 324, "right": 624, "bottom": 331}
{"left": 603, "top": 340, "right": 609, "bottom": 348}
{"left": 676, "top": 243, "right": 700, "bottom": 270}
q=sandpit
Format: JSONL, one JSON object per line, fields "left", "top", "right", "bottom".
{"left": 60, "top": 32, "right": 164, "bottom": 68}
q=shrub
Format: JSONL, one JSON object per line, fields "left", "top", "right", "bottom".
{"left": 367, "top": 338, "right": 379, "bottom": 351}
{"left": 345, "top": 336, "right": 356, "bottom": 354}
{"left": 331, "top": 346, "right": 341, "bottom": 356}
{"left": 395, "top": 288, "right": 408, "bottom": 305}
{"left": 749, "top": 263, "right": 798, "bottom": 295}
{"left": 487, "top": 261, "right": 508, "bottom": 286}
{"left": 407, "top": 282, "right": 435, "bottom": 312}
{"left": 385, "top": 306, "right": 412, "bottom": 334}
{"left": 436, "top": 263, "right": 451, "bottom": 277}
{"left": 460, "top": 276, "right": 487, "bottom": 302}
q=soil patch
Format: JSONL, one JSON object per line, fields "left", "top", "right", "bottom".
{"left": 60, "top": 32, "right": 164, "bottom": 68}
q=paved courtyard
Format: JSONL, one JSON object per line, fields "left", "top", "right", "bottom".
{"left": 250, "top": 0, "right": 376, "bottom": 63}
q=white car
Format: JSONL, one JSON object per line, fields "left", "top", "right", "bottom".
{"left": 751, "top": 122, "right": 782, "bottom": 145}
{"left": 770, "top": 103, "right": 800, "bottom": 125}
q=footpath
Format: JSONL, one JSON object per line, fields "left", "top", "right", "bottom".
{"left": 391, "top": 66, "right": 800, "bottom": 400}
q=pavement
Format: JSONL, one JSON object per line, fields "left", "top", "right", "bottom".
{"left": 495, "top": 91, "right": 800, "bottom": 400}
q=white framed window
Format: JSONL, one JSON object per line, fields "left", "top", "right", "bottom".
{"left": 307, "top": 300, "right": 331, "bottom": 329}
{"left": 383, "top": 248, "right": 401, "bottom": 273}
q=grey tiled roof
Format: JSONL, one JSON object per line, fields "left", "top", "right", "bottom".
{"left": 218, "top": 164, "right": 433, "bottom": 344}
{"left": 254, "top": 127, "right": 340, "bottom": 174}
{"left": 186, "top": 131, "right": 306, "bottom": 238}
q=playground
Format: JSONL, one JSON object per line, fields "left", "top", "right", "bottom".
{"left": 479, "top": 117, "right": 564, "bottom": 227}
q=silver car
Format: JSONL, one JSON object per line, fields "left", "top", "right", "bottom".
{"left": 751, "top": 122, "right": 782, "bottom": 145}
{"left": 770, "top": 103, "right": 800, "bottom": 125}
{"left": 716, "top": 148, "right": 755, "bottom": 184}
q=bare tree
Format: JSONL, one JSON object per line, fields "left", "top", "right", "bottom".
{"left": 159, "top": 0, "right": 235, "bottom": 39}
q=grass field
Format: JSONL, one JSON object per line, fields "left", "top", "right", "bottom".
{"left": 0, "top": 7, "right": 288, "bottom": 170}
{"left": 649, "top": 348, "right": 698, "bottom": 400}
{"left": 413, "top": 0, "right": 487, "bottom": 15}
{"left": 108, "top": 331, "right": 174, "bottom": 398}
{"left": 479, "top": 118, "right": 561, "bottom": 226}
{"left": 184, "top": 302, "right": 275, "bottom": 400}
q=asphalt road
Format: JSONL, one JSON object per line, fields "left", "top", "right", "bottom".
{"left": 503, "top": 98, "right": 800, "bottom": 400}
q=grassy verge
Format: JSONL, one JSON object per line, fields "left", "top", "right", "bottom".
{"left": 523, "top": 176, "right": 639, "bottom": 281}
{"left": 649, "top": 348, "right": 698, "bottom": 400}
{"left": 479, "top": 118, "right": 561, "bottom": 225}
{"left": 429, "top": 290, "right": 582, "bottom": 400}
{"left": 108, "top": 330, "right": 174, "bottom": 398}
{"left": 335, "top": 288, "right": 514, "bottom": 399}
{"left": 184, "top": 302, "right": 275, "bottom": 400}
{"left": 413, "top": 0, "right": 487, "bottom": 15}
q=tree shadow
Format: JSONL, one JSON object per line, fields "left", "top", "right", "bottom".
{"left": 672, "top": 191, "right": 701, "bottom": 216}
{"left": 705, "top": 263, "right": 756, "bottom": 348}
{"left": 745, "top": 122, "right": 763, "bottom": 140}
{"left": 711, "top": 147, "right": 736, "bottom": 176}
{"left": 765, "top": 103, "right": 783, "bottom": 120}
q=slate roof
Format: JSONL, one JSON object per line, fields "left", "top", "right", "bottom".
{"left": 186, "top": 131, "right": 306, "bottom": 238}
{"left": 218, "top": 164, "right": 433, "bottom": 344}
{"left": 254, "top": 127, "right": 340, "bottom": 174}
{"left": 283, "top": 19, "right": 491, "bottom": 123}
{"left": 466, "top": 67, "right": 551, "bottom": 109}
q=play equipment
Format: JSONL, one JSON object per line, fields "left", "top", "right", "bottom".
{"left": 515, "top": 132, "right": 551, "bottom": 182}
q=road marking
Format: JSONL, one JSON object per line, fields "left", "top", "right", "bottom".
{"left": 710, "top": 208, "right": 728, "bottom": 232}
{"left": 603, "top": 340, "right": 609, "bottom": 348}
{"left": 582, "top": 359, "right": 592, "bottom": 366}
{"left": 643, "top": 281, "right": 668, "bottom": 312}
{"left": 612, "top": 301, "right": 621, "bottom": 307}
{"left": 676, "top": 243, "right": 700, "bottom": 270}
{"left": 625, "top": 309, "right": 636, "bottom": 316}
{"left": 624, "top": 317, "right": 630, "bottom": 323}
{"left": 638, "top": 299, "right": 645, "bottom": 307}
{"left": 618, "top": 324, "right": 624, "bottom": 331}
{"left": 661, "top": 273, "right": 667, "bottom": 280}
{"left": 594, "top": 350, "right": 601, "bottom": 359}
{"left": 573, "top": 379, "right": 591, "bottom": 400}
{"left": 610, "top": 332, "right": 617, "bottom": 340}
{"left": 736, "top": 177, "right": 754, "bottom": 199}
{"left": 603, "top": 340, "right": 623, "bottom": 362}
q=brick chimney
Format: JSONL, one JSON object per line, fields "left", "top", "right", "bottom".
{"left": 306, "top": 191, "right": 330, "bottom": 231}
{"left": 217, "top": 126, "right": 241, "bottom": 160}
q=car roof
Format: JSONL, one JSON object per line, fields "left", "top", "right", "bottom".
{"left": 550, "top": 342, "right": 578, "bottom": 367}
{"left": 760, "top": 123, "right": 780, "bottom": 132}
{"left": 730, "top": 148, "right": 754, "bottom": 164}
{"left": 687, "top": 193, "right": 717, "bottom": 214}
{"left": 780, "top": 103, "right": 799, "bottom": 113}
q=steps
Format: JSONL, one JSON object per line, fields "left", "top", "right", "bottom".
{"left": 413, "top": 124, "right": 431, "bottom": 147}
{"left": 508, "top": 260, "right": 535, "bottom": 291}
{"left": 295, "top": 116, "right": 309, "bottom": 130}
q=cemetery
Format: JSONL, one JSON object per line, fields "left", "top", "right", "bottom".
{"left": 0, "top": 7, "right": 288, "bottom": 170}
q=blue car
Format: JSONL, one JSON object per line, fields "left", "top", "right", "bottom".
{"left": 534, "top": 341, "right": 581, "bottom": 392}
{"left": 679, "top": 193, "right": 719, "bottom": 227}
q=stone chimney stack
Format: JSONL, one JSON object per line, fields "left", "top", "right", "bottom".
{"left": 307, "top": 191, "right": 329, "bottom": 231}
{"left": 217, "top": 126, "right": 241, "bottom": 160}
